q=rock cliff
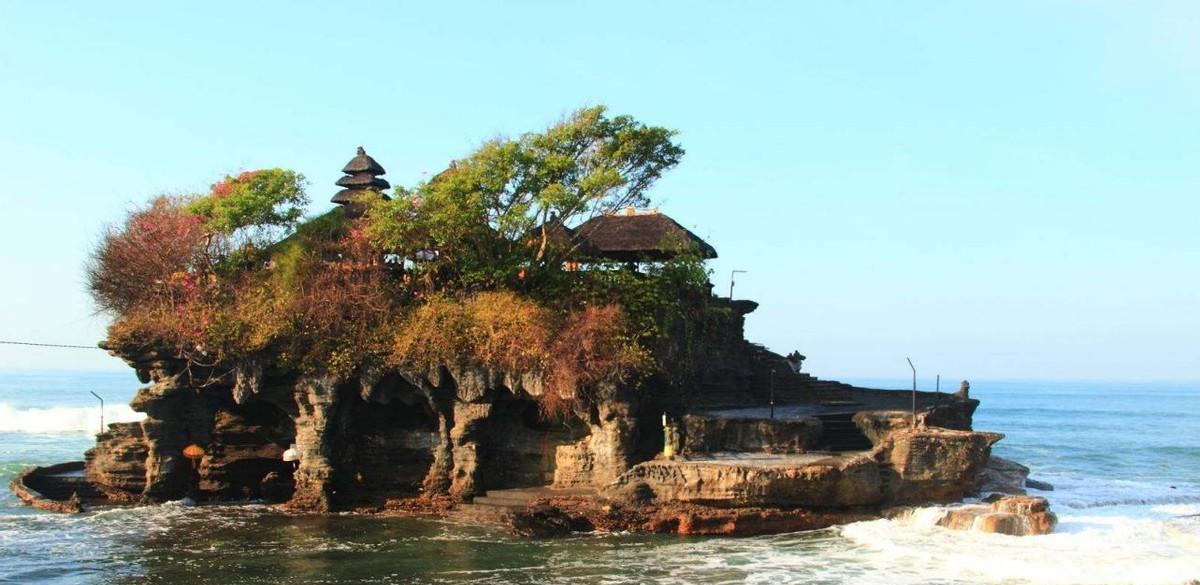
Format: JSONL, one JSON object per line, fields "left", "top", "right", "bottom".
{"left": 68, "top": 300, "right": 1048, "bottom": 539}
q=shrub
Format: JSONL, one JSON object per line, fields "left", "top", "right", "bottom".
{"left": 87, "top": 196, "right": 207, "bottom": 315}
{"left": 544, "top": 304, "right": 650, "bottom": 414}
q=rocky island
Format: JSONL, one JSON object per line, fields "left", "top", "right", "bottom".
{"left": 14, "top": 108, "right": 1054, "bottom": 537}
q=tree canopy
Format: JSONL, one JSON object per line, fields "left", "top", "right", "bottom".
{"left": 88, "top": 107, "right": 712, "bottom": 411}
{"left": 362, "top": 106, "right": 685, "bottom": 291}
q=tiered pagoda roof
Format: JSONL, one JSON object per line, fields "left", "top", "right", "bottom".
{"left": 332, "top": 146, "right": 391, "bottom": 205}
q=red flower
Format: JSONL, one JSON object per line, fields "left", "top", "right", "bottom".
{"left": 212, "top": 181, "right": 233, "bottom": 198}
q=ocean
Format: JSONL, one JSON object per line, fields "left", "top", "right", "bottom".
{"left": 1, "top": 371, "right": 1198, "bottom": 585}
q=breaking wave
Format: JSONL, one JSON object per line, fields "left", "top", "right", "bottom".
{"left": 836, "top": 509, "right": 1200, "bottom": 585}
{"left": 0, "top": 402, "right": 144, "bottom": 434}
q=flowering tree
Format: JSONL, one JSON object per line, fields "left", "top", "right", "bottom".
{"left": 87, "top": 196, "right": 207, "bottom": 314}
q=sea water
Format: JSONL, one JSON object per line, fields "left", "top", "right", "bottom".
{"left": 1, "top": 372, "right": 1198, "bottom": 585}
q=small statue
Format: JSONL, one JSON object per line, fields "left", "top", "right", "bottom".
{"left": 662, "top": 414, "right": 681, "bottom": 460}
{"left": 785, "top": 351, "right": 806, "bottom": 373}
{"left": 955, "top": 380, "right": 970, "bottom": 401}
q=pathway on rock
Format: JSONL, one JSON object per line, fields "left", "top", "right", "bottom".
{"left": 453, "top": 486, "right": 598, "bottom": 523}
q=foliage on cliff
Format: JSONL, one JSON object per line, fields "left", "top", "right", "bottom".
{"left": 91, "top": 107, "right": 709, "bottom": 409}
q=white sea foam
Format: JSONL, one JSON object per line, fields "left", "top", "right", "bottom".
{"left": 0, "top": 402, "right": 144, "bottom": 434}
{"left": 834, "top": 509, "right": 1200, "bottom": 585}
{"left": 1039, "top": 474, "right": 1200, "bottom": 511}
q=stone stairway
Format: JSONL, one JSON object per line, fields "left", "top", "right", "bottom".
{"left": 690, "top": 346, "right": 865, "bottom": 409}
{"left": 690, "top": 380, "right": 755, "bottom": 409}
{"left": 453, "top": 486, "right": 597, "bottom": 523}
{"left": 814, "top": 412, "right": 873, "bottom": 452}
{"left": 806, "top": 379, "right": 858, "bottom": 405}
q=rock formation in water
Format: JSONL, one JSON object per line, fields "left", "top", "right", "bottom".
{"left": 68, "top": 299, "right": 1036, "bottom": 538}
{"left": 33, "top": 126, "right": 1048, "bottom": 537}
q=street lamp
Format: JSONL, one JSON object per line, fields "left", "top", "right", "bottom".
{"left": 89, "top": 391, "right": 104, "bottom": 436}
{"left": 906, "top": 357, "right": 917, "bottom": 428}
{"left": 729, "top": 270, "right": 747, "bottom": 299}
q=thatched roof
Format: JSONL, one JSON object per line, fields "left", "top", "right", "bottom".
{"left": 332, "top": 146, "right": 391, "bottom": 205}
{"left": 335, "top": 174, "right": 391, "bottom": 190}
{"left": 342, "top": 146, "right": 386, "bottom": 175}
{"left": 538, "top": 211, "right": 716, "bottom": 262}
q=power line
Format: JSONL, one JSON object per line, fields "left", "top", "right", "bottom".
{"left": 0, "top": 340, "right": 100, "bottom": 350}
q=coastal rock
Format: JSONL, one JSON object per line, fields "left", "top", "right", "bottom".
{"left": 1025, "top": 478, "right": 1054, "bottom": 491}
{"left": 259, "top": 471, "right": 295, "bottom": 503}
{"left": 447, "top": 402, "right": 493, "bottom": 500}
{"left": 84, "top": 422, "right": 148, "bottom": 502}
{"left": 196, "top": 405, "right": 292, "bottom": 499}
{"left": 933, "top": 495, "right": 1057, "bottom": 536}
{"left": 508, "top": 504, "right": 592, "bottom": 537}
{"left": 681, "top": 415, "right": 822, "bottom": 454}
{"left": 921, "top": 399, "right": 979, "bottom": 431}
{"left": 660, "top": 505, "right": 872, "bottom": 536}
{"left": 60, "top": 301, "right": 1007, "bottom": 533}
{"left": 853, "top": 411, "right": 914, "bottom": 446}
{"left": 524, "top": 496, "right": 873, "bottom": 537}
{"left": 877, "top": 427, "right": 1000, "bottom": 504}
{"left": 289, "top": 376, "right": 340, "bottom": 511}
{"left": 607, "top": 453, "right": 883, "bottom": 508}
{"left": 976, "top": 455, "right": 1031, "bottom": 496}
{"left": 554, "top": 388, "right": 638, "bottom": 487}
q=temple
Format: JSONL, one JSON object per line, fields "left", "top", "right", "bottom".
{"left": 11, "top": 148, "right": 1053, "bottom": 537}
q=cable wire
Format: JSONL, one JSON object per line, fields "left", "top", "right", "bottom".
{"left": 0, "top": 340, "right": 99, "bottom": 349}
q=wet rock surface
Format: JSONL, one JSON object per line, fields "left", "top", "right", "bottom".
{"left": 932, "top": 495, "right": 1058, "bottom": 536}
{"left": 976, "top": 455, "right": 1031, "bottom": 495}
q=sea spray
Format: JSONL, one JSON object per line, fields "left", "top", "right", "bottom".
{"left": 0, "top": 402, "right": 144, "bottom": 434}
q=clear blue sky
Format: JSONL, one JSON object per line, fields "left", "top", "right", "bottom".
{"left": 1, "top": 2, "right": 1197, "bottom": 382}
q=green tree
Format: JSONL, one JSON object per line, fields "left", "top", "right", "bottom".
{"left": 364, "top": 106, "right": 684, "bottom": 291}
{"left": 188, "top": 169, "right": 309, "bottom": 266}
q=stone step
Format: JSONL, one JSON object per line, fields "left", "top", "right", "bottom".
{"left": 474, "top": 486, "right": 597, "bottom": 508}
{"left": 471, "top": 496, "right": 528, "bottom": 508}
{"left": 481, "top": 492, "right": 538, "bottom": 504}
{"left": 450, "top": 503, "right": 512, "bottom": 524}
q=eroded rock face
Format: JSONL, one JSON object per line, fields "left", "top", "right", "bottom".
{"left": 84, "top": 422, "right": 148, "bottom": 502}
{"left": 681, "top": 415, "right": 822, "bottom": 454}
{"left": 933, "top": 496, "right": 1057, "bottom": 536}
{"left": 77, "top": 313, "right": 1004, "bottom": 526}
{"left": 879, "top": 428, "right": 1001, "bottom": 504}
{"left": 289, "top": 376, "right": 339, "bottom": 511}
{"left": 976, "top": 455, "right": 1030, "bottom": 496}
{"left": 607, "top": 454, "right": 883, "bottom": 508}
{"left": 607, "top": 421, "right": 1000, "bottom": 511}
{"left": 554, "top": 386, "right": 640, "bottom": 488}
{"left": 197, "top": 405, "right": 293, "bottom": 499}
{"left": 853, "top": 411, "right": 915, "bottom": 446}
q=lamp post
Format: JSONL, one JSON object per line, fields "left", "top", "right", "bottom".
{"left": 906, "top": 357, "right": 917, "bottom": 428}
{"left": 729, "top": 270, "right": 747, "bottom": 300}
{"left": 769, "top": 368, "right": 776, "bottom": 419}
{"left": 89, "top": 391, "right": 104, "bottom": 436}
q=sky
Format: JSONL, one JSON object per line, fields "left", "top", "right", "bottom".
{"left": 0, "top": 1, "right": 1197, "bottom": 382}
